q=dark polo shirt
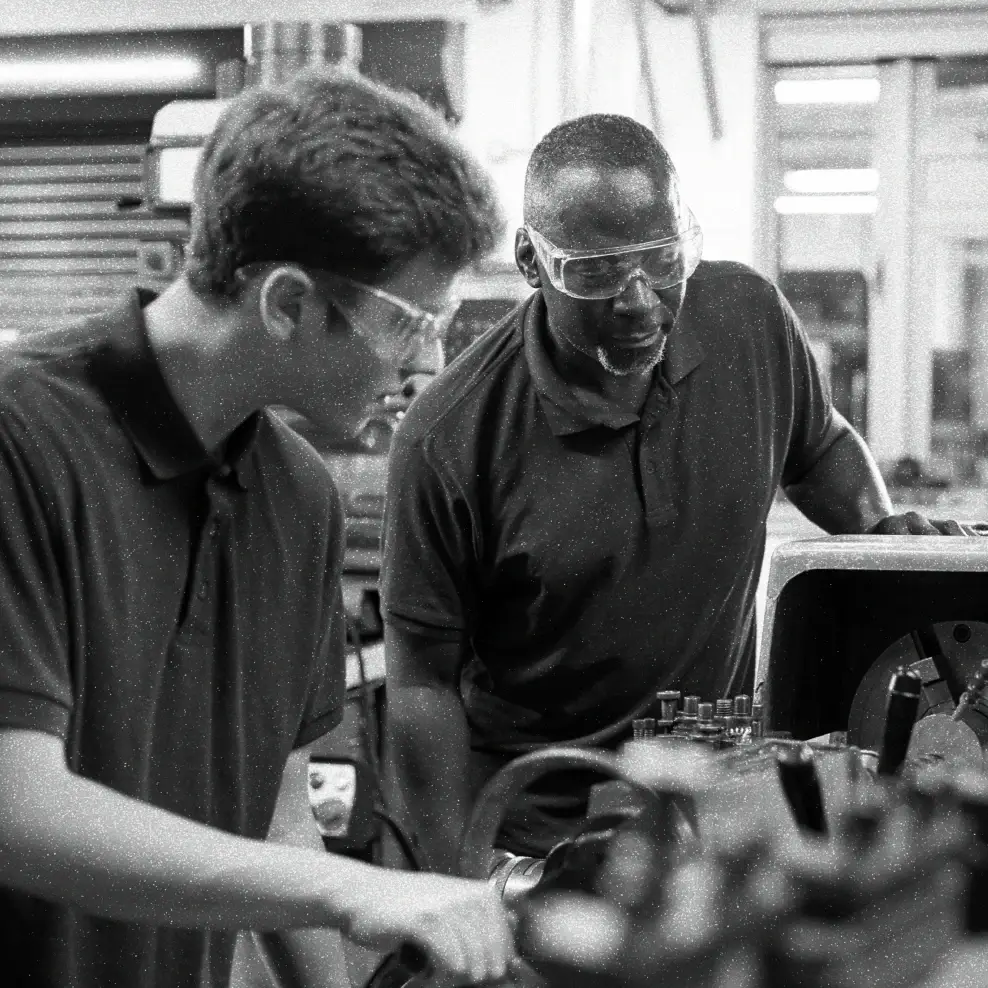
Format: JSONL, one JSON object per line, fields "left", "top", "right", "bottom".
{"left": 0, "top": 292, "right": 345, "bottom": 987}
{"left": 381, "top": 260, "right": 840, "bottom": 854}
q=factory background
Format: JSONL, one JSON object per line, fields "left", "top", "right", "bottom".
{"left": 2, "top": 0, "right": 988, "bottom": 484}
{"left": 4, "top": 5, "right": 988, "bottom": 986}
{"left": 3, "top": 0, "right": 987, "bottom": 648}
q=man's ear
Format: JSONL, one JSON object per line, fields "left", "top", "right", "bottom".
{"left": 515, "top": 228, "right": 542, "bottom": 289}
{"left": 258, "top": 266, "right": 314, "bottom": 341}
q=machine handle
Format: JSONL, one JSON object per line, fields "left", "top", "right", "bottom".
{"left": 776, "top": 745, "right": 827, "bottom": 834}
{"left": 877, "top": 667, "right": 923, "bottom": 776}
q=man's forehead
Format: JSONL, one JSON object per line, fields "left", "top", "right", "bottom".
{"left": 537, "top": 163, "right": 681, "bottom": 248}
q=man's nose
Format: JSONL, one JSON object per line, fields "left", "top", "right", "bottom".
{"left": 612, "top": 273, "right": 664, "bottom": 316}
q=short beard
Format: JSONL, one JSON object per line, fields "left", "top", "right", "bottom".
{"left": 595, "top": 335, "right": 667, "bottom": 377}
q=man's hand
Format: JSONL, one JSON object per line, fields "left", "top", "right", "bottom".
{"left": 868, "top": 512, "right": 967, "bottom": 535}
{"left": 339, "top": 869, "right": 515, "bottom": 983}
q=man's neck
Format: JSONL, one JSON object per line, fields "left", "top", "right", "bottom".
{"left": 142, "top": 279, "right": 268, "bottom": 456}
{"left": 544, "top": 322, "right": 655, "bottom": 413}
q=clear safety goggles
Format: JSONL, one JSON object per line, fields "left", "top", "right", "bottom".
{"left": 526, "top": 210, "right": 704, "bottom": 300}
{"left": 321, "top": 274, "right": 460, "bottom": 369}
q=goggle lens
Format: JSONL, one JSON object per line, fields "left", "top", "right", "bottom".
{"left": 326, "top": 277, "right": 459, "bottom": 368}
{"left": 529, "top": 218, "right": 703, "bottom": 300}
{"left": 556, "top": 227, "right": 702, "bottom": 299}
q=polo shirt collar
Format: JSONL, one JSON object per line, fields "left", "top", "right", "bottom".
{"left": 664, "top": 308, "right": 705, "bottom": 386}
{"left": 523, "top": 290, "right": 705, "bottom": 437}
{"left": 87, "top": 290, "right": 258, "bottom": 488}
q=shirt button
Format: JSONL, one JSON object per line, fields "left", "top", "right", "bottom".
{"left": 209, "top": 521, "right": 221, "bottom": 538}
{"left": 217, "top": 465, "right": 232, "bottom": 480}
{"left": 645, "top": 463, "right": 657, "bottom": 475}
{"left": 197, "top": 582, "right": 209, "bottom": 599}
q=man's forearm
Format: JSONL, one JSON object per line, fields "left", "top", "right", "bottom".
{"left": 384, "top": 685, "right": 473, "bottom": 876}
{"left": 0, "top": 731, "right": 376, "bottom": 931}
{"left": 783, "top": 424, "right": 894, "bottom": 535}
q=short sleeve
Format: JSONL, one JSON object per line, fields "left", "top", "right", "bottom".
{"left": 778, "top": 288, "right": 843, "bottom": 486}
{"left": 294, "top": 484, "right": 346, "bottom": 748}
{"left": 379, "top": 426, "right": 476, "bottom": 640}
{"left": 0, "top": 413, "right": 72, "bottom": 737}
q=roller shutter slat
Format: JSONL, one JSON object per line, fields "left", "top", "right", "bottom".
{"left": 0, "top": 239, "right": 139, "bottom": 258}
{"left": 0, "top": 297, "right": 122, "bottom": 314}
{"left": 0, "top": 140, "right": 186, "bottom": 338}
{"left": 0, "top": 218, "right": 187, "bottom": 238}
{"left": 0, "top": 163, "right": 142, "bottom": 183}
{"left": 0, "top": 145, "right": 143, "bottom": 163}
{"left": 0, "top": 200, "right": 126, "bottom": 220}
{"left": 0, "top": 256, "right": 138, "bottom": 273}
{"left": 0, "top": 182, "right": 144, "bottom": 203}
{"left": 0, "top": 274, "right": 136, "bottom": 292}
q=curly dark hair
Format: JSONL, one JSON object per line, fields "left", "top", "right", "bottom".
{"left": 186, "top": 66, "right": 504, "bottom": 295}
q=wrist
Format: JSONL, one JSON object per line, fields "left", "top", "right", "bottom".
{"left": 311, "top": 855, "right": 382, "bottom": 930}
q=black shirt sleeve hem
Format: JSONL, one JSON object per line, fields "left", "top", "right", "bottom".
{"left": 294, "top": 705, "right": 344, "bottom": 749}
{"left": 381, "top": 607, "right": 466, "bottom": 642}
{"left": 0, "top": 690, "right": 70, "bottom": 738}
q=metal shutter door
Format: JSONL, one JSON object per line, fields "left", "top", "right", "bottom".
{"left": 0, "top": 142, "right": 187, "bottom": 339}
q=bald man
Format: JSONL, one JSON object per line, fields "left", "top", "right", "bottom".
{"left": 380, "top": 114, "right": 957, "bottom": 874}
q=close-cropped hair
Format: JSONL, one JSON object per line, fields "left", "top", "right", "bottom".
{"left": 186, "top": 67, "right": 504, "bottom": 295}
{"left": 524, "top": 114, "right": 677, "bottom": 224}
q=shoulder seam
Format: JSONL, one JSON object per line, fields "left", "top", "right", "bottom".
{"left": 404, "top": 323, "right": 526, "bottom": 441}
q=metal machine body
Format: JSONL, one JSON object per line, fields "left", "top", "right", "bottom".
{"left": 757, "top": 535, "right": 988, "bottom": 760}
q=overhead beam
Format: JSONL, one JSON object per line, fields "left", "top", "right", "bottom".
{"left": 0, "top": 0, "right": 479, "bottom": 37}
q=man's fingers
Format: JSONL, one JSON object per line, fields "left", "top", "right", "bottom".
{"left": 903, "top": 511, "right": 941, "bottom": 535}
{"left": 931, "top": 518, "right": 966, "bottom": 536}
{"left": 418, "top": 921, "right": 468, "bottom": 979}
{"left": 422, "top": 899, "right": 513, "bottom": 984}
{"left": 870, "top": 515, "right": 909, "bottom": 535}
{"left": 469, "top": 899, "right": 514, "bottom": 983}
{"left": 871, "top": 511, "right": 943, "bottom": 535}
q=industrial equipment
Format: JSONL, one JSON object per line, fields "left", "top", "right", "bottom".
{"left": 370, "top": 533, "right": 988, "bottom": 988}
{"left": 759, "top": 536, "right": 988, "bottom": 765}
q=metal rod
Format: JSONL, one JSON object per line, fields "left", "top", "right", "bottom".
{"left": 690, "top": 0, "right": 723, "bottom": 141}
{"left": 631, "top": 0, "right": 663, "bottom": 138}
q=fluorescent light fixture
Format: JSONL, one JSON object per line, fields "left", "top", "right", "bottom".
{"left": 775, "top": 195, "right": 878, "bottom": 215}
{"left": 775, "top": 78, "right": 880, "bottom": 104}
{"left": 0, "top": 57, "right": 203, "bottom": 96}
{"left": 0, "top": 330, "right": 18, "bottom": 343}
{"left": 784, "top": 169, "right": 879, "bottom": 194}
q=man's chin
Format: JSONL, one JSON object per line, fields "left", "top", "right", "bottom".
{"left": 596, "top": 337, "right": 667, "bottom": 377}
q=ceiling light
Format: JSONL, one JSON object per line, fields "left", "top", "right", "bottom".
{"left": 784, "top": 169, "right": 879, "bottom": 194}
{"left": 0, "top": 330, "right": 19, "bottom": 344}
{"left": 774, "top": 78, "right": 880, "bottom": 104}
{"left": 0, "top": 57, "right": 204, "bottom": 96}
{"left": 775, "top": 195, "right": 878, "bottom": 215}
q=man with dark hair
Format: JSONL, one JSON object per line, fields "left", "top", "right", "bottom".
{"left": 0, "top": 67, "right": 512, "bottom": 988}
{"left": 381, "top": 113, "right": 960, "bottom": 875}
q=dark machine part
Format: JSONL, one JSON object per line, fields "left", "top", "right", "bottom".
{"left": 847, "top": 620, "right": 988, "bottom": 753}
{"left": 876, "top": 667, "right": 923, "bottom": 775}
{"left": 458, "top": 748, "right": 698, "bottom": 896}
{"left": 955, "top": 773, "right": 988, "bottom": 933}
{"left": 514, "top": 749, "right": 977, "bottom": 988}
{"left": 775, "top": 745, "right": 827, "bottom": 833}
{"left": 635, "top": 691, "right": 761, "bottom": 747}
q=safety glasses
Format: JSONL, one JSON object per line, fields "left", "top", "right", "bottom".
{"left": 525, "top": 209, "right": 703, "bottom": 300}
{"left": 320, "top": 274, "right": 460, "bottom": 368}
